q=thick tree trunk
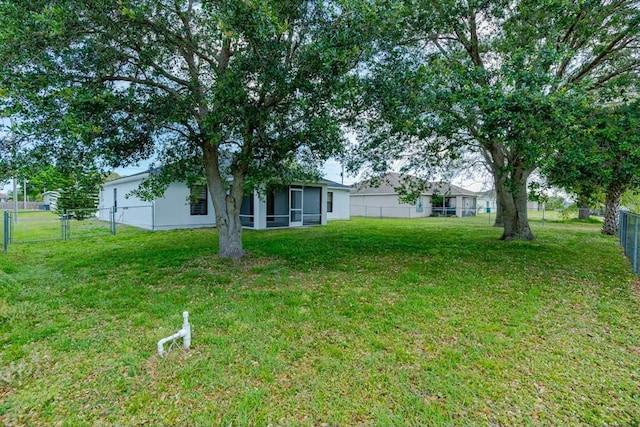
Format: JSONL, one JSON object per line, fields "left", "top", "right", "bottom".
{"left": 493, "top": 203, "right": 504, "bottom": 227}
{"left": 483, "top": 142, "right": 534, "bottom": 240}
{"left": 493, "top": 178, "right": 504, "bottom": 227}
{"left": 577, "top": 195, "right": 590, "bottom": 220}
{"left": 602, "top": 185, "right": 623, "bottom": 236}
{"left": 215, "top": 196, "right": 245, "bottom": 260}
{"left": 203, "top": 145, "right": 246, "bottom": 260}
{"left": 497, "top": 177, "right": 534, "bottom": 240}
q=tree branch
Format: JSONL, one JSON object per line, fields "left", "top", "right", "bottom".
{"left": 569, "top": 31, "right": 632, "bottom": 84}
{"left": 98, "top": 75, "right": 181, "bottom": 97}
{"left": 590, "top": 61, "right": 640, "bottom": 90}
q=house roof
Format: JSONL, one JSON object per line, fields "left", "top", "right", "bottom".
{"left": 102, "top": 169, "right": 154, "bottom": 186}
{"left": 476, "top": 189, "right": 496, "bottom": 198}
{"left": 319, "top": 178, "right": 350, "bottom": 189}
{"left": 102, "top": 170, "right": 349, "bottom": 189}
{"left": 352, "top": 172, "right": 478, "bottom": 196}
{"left": 0, "top": 193, "right": 8, "bottom": 199}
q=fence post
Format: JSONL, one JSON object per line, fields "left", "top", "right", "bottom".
{"left": 3, "top": 210, "right": 9, "bottom": 252}
{"left": 619, "top": 211, "right": 626, "bottom": 255}
{"left": 61, "top": 210, "right": 70, "bottom": 241}
{"left": 111, "top": 207, "right": 116, "bottom": 235}
{"left": 619, "top": 211, "right": 626, "bottom": 250}
{"left": 633, "top": 216, "right": 638, "bottom": 274}
{"left": 619, "top": 211, "right": 623, "bottom": 244}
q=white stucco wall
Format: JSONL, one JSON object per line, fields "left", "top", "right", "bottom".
{"left": 100, "top": 174, "right": 348, "bottom": 230}
{"left": 327, "top": 187, "right": 350, "bottom": 220}
{"left": 476, "top": 196, "right": 496, "bottom": 213}
{"left": 351, "top": 193, "right": 479, "bottom": 218}
{"left": 99, "top": 175, "right": 154, "bottom": 230}
{"left": 350, "top": 193, "right": 429, "bottom": 218}
{"left": 154, "top": 183, "right": 216, "bottom": 230}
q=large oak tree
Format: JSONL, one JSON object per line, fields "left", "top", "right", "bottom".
{"left": 354, "top": 0, "right": 640, "bottom": 240}
{"left": 0, "top": 0, "right": 381, "bottom": 258}
{"left": 543, "top": 99, "right": 640, "bottom": 235}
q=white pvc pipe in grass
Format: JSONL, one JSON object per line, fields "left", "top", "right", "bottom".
{"left": 158, "top": 311, "right": 191, "bottom": 357}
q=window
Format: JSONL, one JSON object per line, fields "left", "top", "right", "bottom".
{"left": 240, "top": 194, "right": 254, "bottom": 227}
{"left": 266, "top": 188, "right": 289, "bottom": 227}
{"left": 267, "top": 192, "right": 274, "bottom": 219}
{"left": 303, "top": 187, "right": 321, "bottom": 225}
{"left": 416, "top": 197, "right": 423, "bottom": 213}
{"left": 190, "top": 185, "right": 208, "bottom": 215}
{"left": 445, "top": 196, "right": 456, "bottom": 216}
{"left": 327, "top": 191, "right": 334, "bottom": 213}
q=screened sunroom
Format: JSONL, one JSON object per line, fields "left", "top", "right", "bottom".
{"left": 239, "top": 185, "right": 326, "bottom": 229}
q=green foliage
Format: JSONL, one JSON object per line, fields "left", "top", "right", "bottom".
{"left": 546, "top": 196, "right": 567, "bottom": 211}
{"left": 559, "top": 206, "right": 578, "bottom": 222}
{"left": 13, "top": 164, "right": 103, "bottom": 218}
{"left": 622, "top": 190, "right": 640, "bottom": 213}
{"left": 56, "top": 187, "right": 99, "bottom": 220}
{"left": 527, "top": 182, "right": 550, "bottom": 204}
{"left": 0, "top": 0, "right": 386, "bottom": 256}
{"left": 430, "top": 190, "right": 444, "bottom": 207}
{"left": 542, "top": 98, "right": 640, "bottom": 231}
{"left": 103, "top": 172, "right": 122, "bottom": 183}
{"left": 352, "top": 0, "right": 640, "bottom": 239}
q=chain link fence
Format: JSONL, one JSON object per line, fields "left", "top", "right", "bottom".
{"left": 350, "top": 204, "right": 480, "bottom": 219}
{"left": 619, "top": 210, "right": 639, "bottom": 277}
{"left": 3, "top": 208, "right": 116, "bottom": 252}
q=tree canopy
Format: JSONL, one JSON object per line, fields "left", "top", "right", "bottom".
{"left": 352, "top": 0, "right": 640, "bottom": 240}
{"left": 0, "top": 0, "right": 385, "bottom": 258}
{"left": 542, "top": 98, "right": 640, "bottom": 234}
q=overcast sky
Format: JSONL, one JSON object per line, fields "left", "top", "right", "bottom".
{"left": 1, "top": 157, "right": 487, "bottom": 196}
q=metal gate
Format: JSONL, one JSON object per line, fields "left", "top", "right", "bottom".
{"left": 2, "top": 208, "right": 116, "bottom": 252}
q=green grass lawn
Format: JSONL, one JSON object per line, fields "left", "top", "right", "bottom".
{"left": 1, "top": 216, "right": 639, "bottom": 425}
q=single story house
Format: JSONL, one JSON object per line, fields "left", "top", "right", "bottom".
{"left": 476, "top": 189, "right": 544, "bottom": 213}
{"left": 476, "top": 189, "right": 497, "bottom": 213}
{"left": 0, "top": 193, "right": 8, "bottom": 203}
{"left": 98, "top": 172, "right": 350, "bottom": 231}
{"left": 350, "top": 172, "right": 478, "bottom": 218}
{"left": 42, "top": 191, "right": 60, "bottom": 211}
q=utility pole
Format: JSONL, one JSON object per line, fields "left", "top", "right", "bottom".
{"left": 12, "top": 177, "right": 18, "bottom": 223}
{"left": 23, "top": 179, "right": 27, "bottom": 210}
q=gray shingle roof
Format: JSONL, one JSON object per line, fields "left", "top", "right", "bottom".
{"left": 352, "top": 172, "right": 478, "bottom": 196}
{"left": 319, "top": 178, "right": 351, "bottom": 188}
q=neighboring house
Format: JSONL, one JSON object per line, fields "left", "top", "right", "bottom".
{"left": 0, "top": 193, "right": 8, "bottom": 203}
{"left": 42, "top": 191, "right": 60, "bottom": 211}
{"left": 476, "top": 189, "right": 497, "bottom": 214}
{"left": 472, "top": 189, "right": 547, "bottom": 213}
{"left": 527, "top": 200, "right": 543, "bottom": 211}
{"left": 351, "top": 173, "right": 478, "bottom": 218}
{"left": 98, "top": 171, "right": 350, "bottom": 231}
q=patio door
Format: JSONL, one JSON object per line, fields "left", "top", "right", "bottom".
{"left": 290, "top": 188, "right": 303, "bottom": 227}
